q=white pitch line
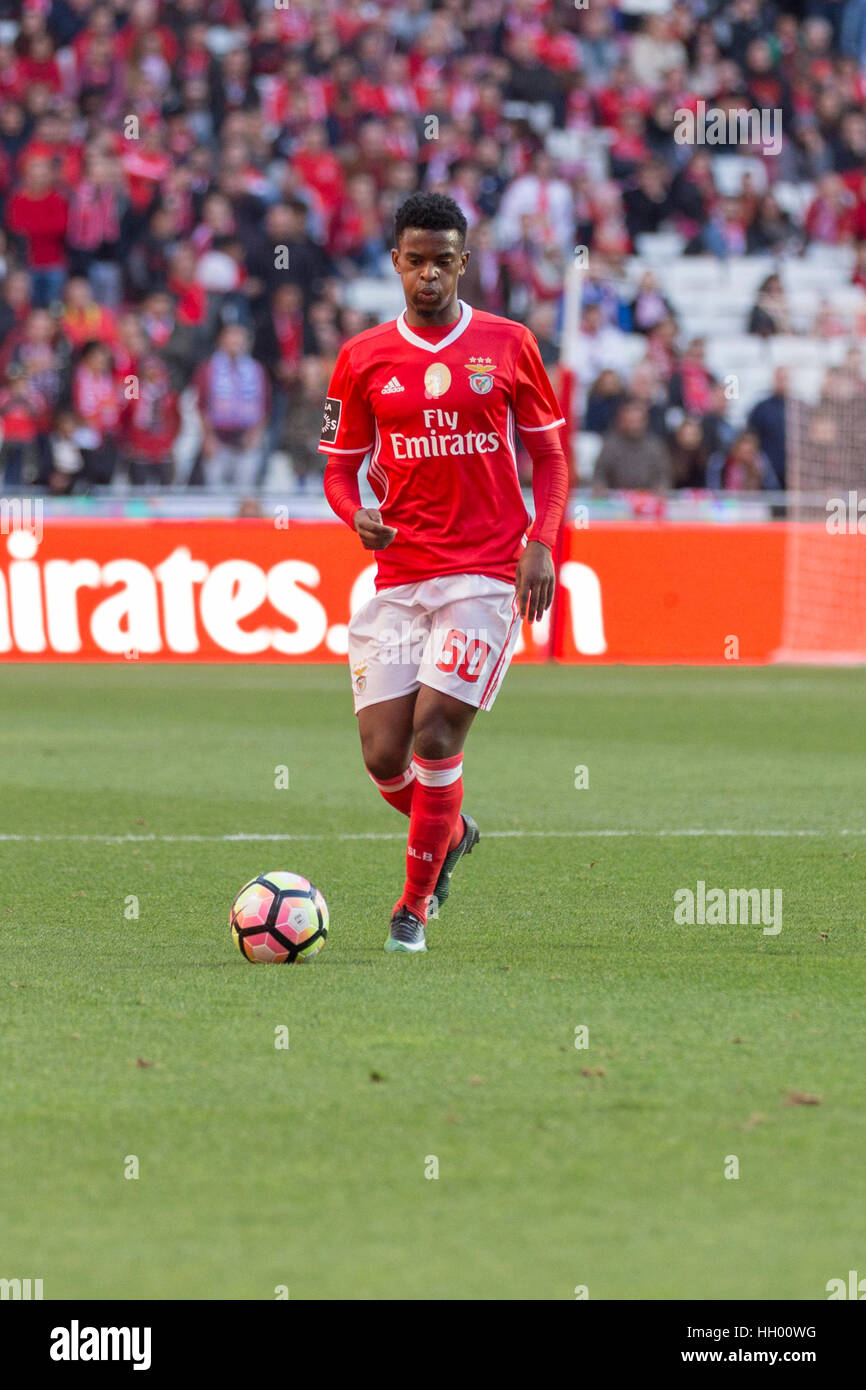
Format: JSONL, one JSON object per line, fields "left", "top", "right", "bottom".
{"left": 0, "top": 829, "right": 862, "bottom": 843}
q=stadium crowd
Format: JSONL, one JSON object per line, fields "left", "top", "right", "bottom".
{"left": 0, "top": 0, "right": 864, "bottom": 495}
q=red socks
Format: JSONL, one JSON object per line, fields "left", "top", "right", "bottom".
{"left": 369, "top": 762, "right": 464, "bottom": 851}
{"left": 368, "top": 763, "right": 416, "bottom": 817}
{"left": 399, "top": 753, "right": 464, "bottom": 922}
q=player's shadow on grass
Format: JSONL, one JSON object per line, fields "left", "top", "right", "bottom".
{"left": 163, "top": 956, "right": 386, "bottom": 969}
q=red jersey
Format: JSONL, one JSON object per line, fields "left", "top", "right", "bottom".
{"left": 6, "top": 189, "right": 68, "bottom": 268}
{"left": 319, "top": 300, "right": 565, "bottom": 592}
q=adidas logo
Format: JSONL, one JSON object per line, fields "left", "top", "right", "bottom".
{"left": 381, "top": 377, "right": 405, "bottom": 394}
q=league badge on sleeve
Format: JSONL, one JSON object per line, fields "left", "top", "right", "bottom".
{"left": 321, "top": 396, "right": 342, "bottom": 443}
{"left": 465, "top": 358, "right": 496, "bottom": 394}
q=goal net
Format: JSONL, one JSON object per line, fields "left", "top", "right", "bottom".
{"left": 774, "top": 392, "right": 866, "bottom": 662}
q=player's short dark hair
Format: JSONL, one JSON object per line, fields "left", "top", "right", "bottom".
{"left": 394, "top": 192, "right": 468, "bottom": 247}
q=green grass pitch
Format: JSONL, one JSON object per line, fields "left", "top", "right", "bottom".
{"left": 1, "top": 663, "right": 864, "bottom": 1300}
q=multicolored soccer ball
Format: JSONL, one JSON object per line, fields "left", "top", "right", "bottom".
{"left": 230, "top": 872, "right": 329, "bottom": 964}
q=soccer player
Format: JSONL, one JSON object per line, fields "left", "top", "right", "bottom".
{"left": 320, "top": 193, "right": 568, "bottom": 953}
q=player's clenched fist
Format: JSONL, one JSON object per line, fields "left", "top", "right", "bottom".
{"left": 353, "top": 508, "right": 398, "bottom": 549}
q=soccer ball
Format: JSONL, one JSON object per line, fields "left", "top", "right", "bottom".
{"left": 230, "top": 871, "right": 329, "bottom": 964}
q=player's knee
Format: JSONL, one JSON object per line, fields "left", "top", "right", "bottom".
{"left": 361, "top": 738, "right": 408, "bottom": 783}
{"left": 412, "top": 711, "right": 462, "bottom": 762}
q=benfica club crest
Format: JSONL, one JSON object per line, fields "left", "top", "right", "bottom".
{"left": 465, "top": 357, "right": 496, "bottom": 394}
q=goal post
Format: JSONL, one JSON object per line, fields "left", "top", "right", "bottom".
{"left": 557, "top": 247, "right": 584, "bottom": 490}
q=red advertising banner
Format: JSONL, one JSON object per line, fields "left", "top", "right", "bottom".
{"left": 0, "top": 518, "right": 829, "bottom": 664}
{"left": 0, "top": 519, "right": 550, "bottom": 663}
{"left": 554, "top": 523, "right": 787, "bottom": 664}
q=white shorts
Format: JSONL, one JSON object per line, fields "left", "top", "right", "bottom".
{"left": 347, "top": 573, "right": 521, "bottom": 714}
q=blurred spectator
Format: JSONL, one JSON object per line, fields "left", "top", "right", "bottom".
{"left": 0, "top": 270, "right": 31, "bottom": 342}
{"left": 332, "top": 172, "right": 388, "bottom": 273}
{"left": 645, "top": 316, "right": 679, "bottom": 383}
{"left": 246, "top": 200, "right": 331, "bottom": 309}
{"left": 748, "top": 274, "right": 791, "bottom": 337}
{"left": 587, "top": 181, "right": 631, "bottom": 259}
{"left": 525, "top": 302, "right": 560, "bottom": 370}
{"left": 805, "top": 173, "right": 857, "bottom": 244}
{"left": 0, "top": 366, "right": 42, "bottom": 484}
{"left": 496, "top": 150, "right": 574, "bottom": 255}
{"left": 2, "top": 307, "right": 63, "bottom": 482}
{"left": 6, "top": 157, "right": 68, "bottom": 307}
{"left": 459, "top": 219, "right": 506, "bottom": 314}
{"left": 139, "top": 288, "right": 199, "bottom": 390}
{"left": 73, "top": 341, "right": 121, "bottom": 485}
{"left": 581, "top": 256, "right": 627, "bottom": 329}
{"left": 584, "top": 369, "right": 626, "bottom": 435}
{"left": 61, "top": 277, "right": 117, "bottom": 351}
{"left": 668, "top": 417, "right": 710, "bottom": 489}
{"left": 66, "top": 153, "right": 125, "bottom": 306}
{"left": 122, "top": 354, "right": 180, "bottom": 487}
{"left": 196, "top": 323, "right": 269, "bottom": 490}
{"left": 572, "top": 303, "right": 628, "bottom": 396}
{"left": 283, "top": 357, "right": 330, "bottom": 486}
{"left": 629, "top": 270, "right": 674, "bottom": 335}
{"left": 623, "top": 162, "right": 672, "bottom": 242}
{"left": 47, "top": 410, "right": 85, "bottom": 495}
{"left": 503, "top": 32, "right": 566, "bottom": 125}
{"left": 669, "top": 338, "right": 716, "bottom": 416}
{"left": 701, "top": 382, "right": 737, "bottom": 460}
{"left": 689, "top": 195, "right": 749, "bottom": 259}
{"left": 707, "top": 430, "right": 782, "bottom": 491}
{"left": 626, "top": 361, "right": 669, "bottom": 438}
{"left": 254, "top": 281, "right": 305, "bottom": 465}
{"left": 747, "top": 367, "right": 789, "bottom": 489}
{"left": 504, "top": 214, "right": 566, "bottom": 317}
{"left": 166, "top": 244, "right": 209, "bottom": 335}
{"left": 592, "top": 399, "right": 671, "bottom": 495}
{"left": 671, "top": 150, "right": 717, "bottom": 233}
{"left": 631, "top": 16, "right": 688, "bottom": 89}
{"left": 746, "top": 193, "right": 801, "bottom": 255}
